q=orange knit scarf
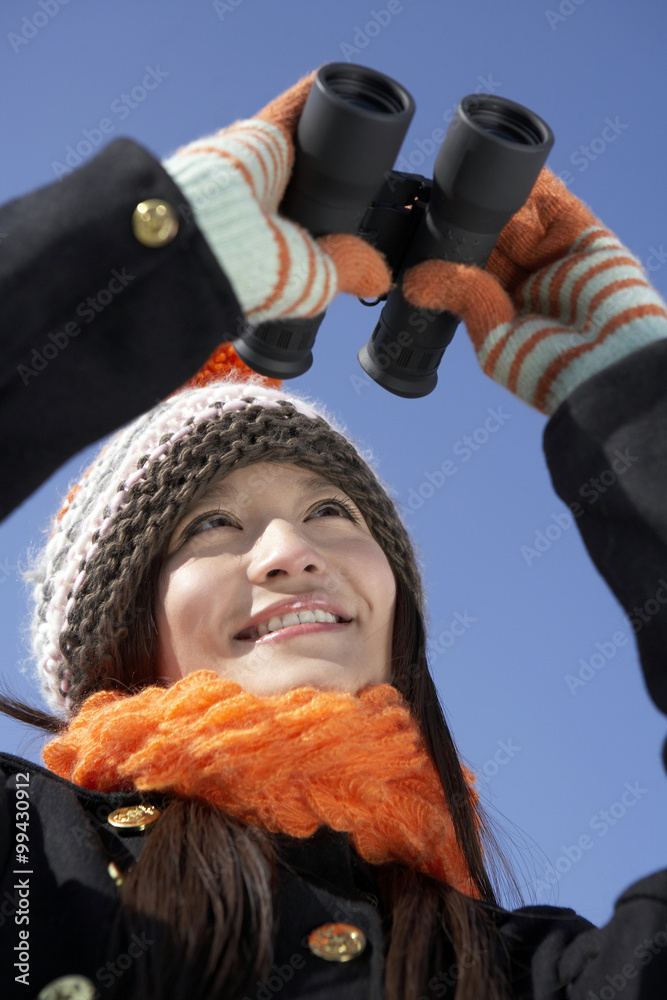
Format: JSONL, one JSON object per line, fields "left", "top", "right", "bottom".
{"left": 43, "top": 671, "right": 480, "bottom": 897}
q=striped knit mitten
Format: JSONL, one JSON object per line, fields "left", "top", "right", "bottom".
{"left": 402, "top": 168, "right": 667, "bottom": 415}
{"left": 162, "top": 72, "right": 391, "bottom": 325}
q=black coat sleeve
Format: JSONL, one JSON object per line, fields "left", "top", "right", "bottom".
{"left": 0, "top": 137, "right": 244, "bottom": 521}
{"left": 543, "top": 339, "right": 667, "bottom": 718}
{"left": 496, "top": 876, "right": 667, "bottom": 999}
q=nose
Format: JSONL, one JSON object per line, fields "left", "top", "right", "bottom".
{"left": 246, "top": 518, "right": 327, "bottom": 582}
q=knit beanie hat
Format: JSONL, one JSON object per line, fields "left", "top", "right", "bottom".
{"left": 29, "top": 360, "right": 425, "bottom": 716}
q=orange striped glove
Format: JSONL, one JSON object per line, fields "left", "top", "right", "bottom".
{"left": 402, "top": 168, "right": 667, "bottom": 415}
{"left": 162, "top": 72, "right": 391, "bottom": 325}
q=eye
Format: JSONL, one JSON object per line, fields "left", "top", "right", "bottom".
{"left": 309, "top": 498, "right": 360, "bottom": 523}
{"left": 182, "top": 511, "right": 238, "bottom": 539}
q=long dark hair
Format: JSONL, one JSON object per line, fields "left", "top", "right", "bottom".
{"left": 1, "top": 560, "right": 515, "bottom": 1000}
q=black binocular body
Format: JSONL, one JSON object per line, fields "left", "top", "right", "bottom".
{"left": 233, "top": 63, "right": 554, "bottom": 398}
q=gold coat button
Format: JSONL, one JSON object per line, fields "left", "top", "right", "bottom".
{"left": 132, "top": 198, "right": 179, "bottom": 247}
{"left": 307, "top": 922, "right": 366, "bottom": 962}
{"left": 37, "top": 975, "right": 97, "bottom": 1000}
{"left": 107, "top": 803, "right": 161, "bottom": 831}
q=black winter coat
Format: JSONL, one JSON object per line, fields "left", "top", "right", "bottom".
{"left": 2, "top": 139, "right": 667, "bottom": 999}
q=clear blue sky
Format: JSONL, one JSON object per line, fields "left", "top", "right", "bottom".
{"left": 1, "top": 0, "right": 666, "bottom": 926}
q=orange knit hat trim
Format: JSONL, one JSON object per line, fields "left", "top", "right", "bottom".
{"left": 179, "top": 341, "right": 282, "bottom": 392}
{"left": 43, "top": 671, "right": 480, "bottom": 897}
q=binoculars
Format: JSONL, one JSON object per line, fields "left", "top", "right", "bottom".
{"left": 233, "top": 63, "right": 554, "bottom": 398}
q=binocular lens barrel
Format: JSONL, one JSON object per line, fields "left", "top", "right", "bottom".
{"left": 466, "top": 99, "right": 549, "bottom": 144}
{"left": 324, "top": 67, "right": 411, "bottom": 115}
{"left": 280, "top": 63, "right": 415, "bottom": 237}
{"left": 358, "top": 94, "right": 554, "bottom": 397}
{"left": 427, "top": 95, "right": 554, "bottom": 239}
{"left": 234, "top": 64, "right": 415, "bottom": 379}
{"left": 234, "top": 65, "right": 555, "bottom": 395}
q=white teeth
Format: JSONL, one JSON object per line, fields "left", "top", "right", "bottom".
{"left": 243, "top": 608, "right": 341, "bottom": 639}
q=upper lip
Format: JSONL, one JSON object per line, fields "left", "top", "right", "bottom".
{"left": 233, "top": 597, "right": 352, "bottom": 640}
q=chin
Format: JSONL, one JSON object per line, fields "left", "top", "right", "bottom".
{"left": 237, "top": 664, "right": 378, "bottom": 698}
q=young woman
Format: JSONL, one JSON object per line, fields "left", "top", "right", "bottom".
{"left": 2, "top": 71, "right": 667, "bottom": 1000}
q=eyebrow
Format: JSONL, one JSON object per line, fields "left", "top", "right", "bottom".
{"left": 298, "top": 474, "right": 346, "bottom": 498}
{"left": 179, "top": 471, "right": 349, "bottom": 515}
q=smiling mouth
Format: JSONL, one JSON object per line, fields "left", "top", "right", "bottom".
{"left": 235, "top": 609, "right": 348, "bottom": 641}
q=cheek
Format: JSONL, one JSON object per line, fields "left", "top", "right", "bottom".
{"left": 156, "top": 561, "right": 229, "bottom": 657}
{"left": 352, "top": 540, "right": 396, "bottom": 683}
{"left": 376, "top": 554, "right": 397, "bottom": 610}
{"left": 351, "top": 538, "right": 396, "bottom": 609}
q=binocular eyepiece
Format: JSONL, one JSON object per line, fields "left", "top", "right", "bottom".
{"left": 233, "top": 63, "right": 554, "bottom": 398}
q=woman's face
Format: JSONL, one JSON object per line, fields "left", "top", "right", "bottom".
{"left": 156, "top": 462, "right": 396, "bottom": 695}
